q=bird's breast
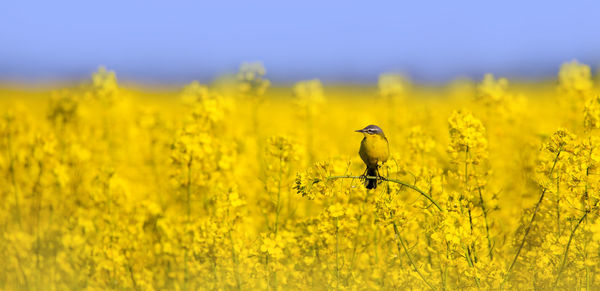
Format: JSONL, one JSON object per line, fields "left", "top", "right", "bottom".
{"left": 360, "top": 135, "right": 389, "bottom": 167}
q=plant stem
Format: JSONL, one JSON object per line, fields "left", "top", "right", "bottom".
{"left": 500, "top": 149, "right": 562, "bottom": 289}
{"left": 350, "top": 190, "right": 370, "bottom": 271}
{"left": 229, "top": 230, "right": 242, "bottom": 291}
{"left": 7, "top": 132, "right": 22, "bottom": 227}
{"left": 552, "top": 211, "right": 588, "bottom": 289}
{"left": 392, "top": 222, "right": 436, "bottom": 290}
{"left": 327, "top": 175, "right": 442, "bottom": 211}
{"left": 463, "top": 244, "right": 481, "bottom": 287}
{"left": 335, "top": 217, "right": 340, "bottom": 291}
{"left": 271, "top": 156, "right": 284, "bottom": 290}
{"left": 32, "top": 160, "right": 44, "bottom": 289}
{"left": 464, "top": 148, "right": 479, "bottom": 264}
{"left": 265, "top": 255, "right": 270, "bottom": 291}
{"left": 274, "top": 156, "right": 283, "bottom": 234}
{"left": 556, "top": 174, "right": 560, "bottom": 236}
{"left": 468, "top": 149, "right": 493, "bottom": 261}
{"left": 183, "top": 154, "right": 193, "bottom": 291}
{"left": 475, "top": 177, "right": 493, "bottom": 260}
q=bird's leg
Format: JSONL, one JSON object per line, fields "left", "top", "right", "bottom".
{"left": 360, "top": 168, "right": 368, "bottom": 182}
{"left": 375, "top": 166, "right": 385, "bottom": 181}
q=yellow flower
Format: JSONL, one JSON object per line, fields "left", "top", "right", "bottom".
{"left": 477, "top": 73, "right": 509, "bottom": 104}
{"left": 584, "top": 95, "right": 600, "bottom": 129}
{"left": 327, "top": 203, "right": 345, "bottom": 218}
{"left": 261, "top": 234, "right": 285, "bottom": 259}
{"left": 237, "top": 62, "right": 270, "bottom": 98}
{"left": 448, "top": 109, "right": 488, "bottom": 163}
{"left": 378, "top": 73, "right": 409, "bottom": 98}
{"left": 293, "top": 79, "right": 325, "bottom": 117}
{"left": 558, "top": 60, "right": 593, "bottom": 96}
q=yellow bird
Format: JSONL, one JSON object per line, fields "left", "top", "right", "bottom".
{"left": 355, "top": 125, "right": 389, "bottom": 189}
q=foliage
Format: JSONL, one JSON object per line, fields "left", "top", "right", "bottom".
{"left": 0, "top": 62, "right": 599, "bottom": 290}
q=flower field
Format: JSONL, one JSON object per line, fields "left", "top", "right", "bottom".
{"left": 1, "top": 61, "right": 600, "bottom": 290}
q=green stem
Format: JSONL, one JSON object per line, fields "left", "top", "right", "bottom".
{"left": 584, "top": 137, "right": 594, "bottom": 291}
{"left": 265, "top": 255, "right": 270, "bottom": 290}
{"left": 229, "top": 230, "right": 242, "bottom": 291}
{"left": 468, "top": 149, "right": 493, "bottom": 260}
{"left": 350, "top": 192, "right": 369, "bottom": 270}
{"left": 127, "top": 263, "right": 141, "bottom": 291}
{"left": 500, "top": 149, "right": 562, "bottom": 289}
{"left": 392, "top": 222, "right": 436, "bottom": 290}
{"left": 463, "top": 244, "right": 481, "bottom": 287}
{"left": 32, "top": 160, "right": 44, "bottom": 289}
{"left": 464, "top": 148, "right": 479, "bottom": 264}
{"left": 187, "top": 154, "right": 193, "bottom": 217}
{"left": 275, "top": 156, "right": 283, "bottom": 234}
{"left": 184, "top": 154, "right": 193, "bottom": 291}
{"left": 335, "top": 217, "right": 340, "bottom": 291}
{"left": 476, "top": 179, "right": 493, "bottom": 260}
{"left": 556, "top": 174, "right": 560, "bottom": 236}
{"left": 552, "top": 211, "right": 588, "bottom": 289}
{"left": 327, "top": 175, "right": 442, "bottom": 211}
{"left": 7, "top": 132, "right": 22, "bottom": 227}
{"left": 271, "top": 156, "right": 284, "bottom": 290}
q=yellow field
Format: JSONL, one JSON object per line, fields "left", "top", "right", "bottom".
{"left": 1, "top": 62, "right": 599, "bottom": 290}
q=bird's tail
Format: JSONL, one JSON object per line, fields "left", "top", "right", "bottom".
{"left": 366, "top": 167, "right": 378, "bottom": 189}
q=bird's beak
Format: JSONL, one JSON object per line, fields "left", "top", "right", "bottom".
{"left": 355, "top": 129, "right": 364, "bottom": 133}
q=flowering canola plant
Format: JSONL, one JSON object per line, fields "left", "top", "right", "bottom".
{"left": 1, "top": 61, "right": 600, "bottom": 290}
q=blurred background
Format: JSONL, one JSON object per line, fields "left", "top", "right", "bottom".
{"left": 1, "top": 0, "right": 599, "bottom": 84}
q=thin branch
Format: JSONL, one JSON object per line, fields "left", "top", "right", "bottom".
{"left": 393, "top": 222, "right": 436, "bottom": 290}
{"left": 552, "top": 211, "right": 589, "bottom": 289}
{"left": 499, "top": 149, "right": 562, "bottom": 289}
{"left": 468, "top": 150, "right": 493, "bottom": 260}
{"left": 328, "top": 175, "right": 443, "bottom": 211}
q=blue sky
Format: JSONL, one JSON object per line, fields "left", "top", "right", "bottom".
{"left": 1, "top": 0, "right": 599, "bottom": 83}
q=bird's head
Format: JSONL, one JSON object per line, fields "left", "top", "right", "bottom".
{"left": 355, "top": 125, "right": 385, "bottom": 136}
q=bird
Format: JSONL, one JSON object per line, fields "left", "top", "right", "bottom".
{"left": 355, "top": 125, "right": 389, "bottom": 189}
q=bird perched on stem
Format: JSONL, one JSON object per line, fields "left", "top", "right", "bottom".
{"left": 356, "top": 125, "right": 389, "bottom": 189}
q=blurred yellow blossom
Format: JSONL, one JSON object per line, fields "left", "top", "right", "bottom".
{"left": 0, "top": 62, "right": 599, "bottom": 291}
